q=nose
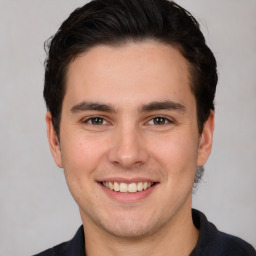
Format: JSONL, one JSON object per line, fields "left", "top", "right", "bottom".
{"left": 107, "top": 123, "right": 149, "bottom": 169}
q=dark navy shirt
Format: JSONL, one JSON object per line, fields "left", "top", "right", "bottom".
{"left": 33, "top": 209, "right": 256, "bottom": 256}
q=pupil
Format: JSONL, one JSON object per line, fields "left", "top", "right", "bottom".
{"left": 154, "top": 117, "right": 165, "bottom": 125}
{"left": 92, "top": 117, "right": 103, "bottom": 125}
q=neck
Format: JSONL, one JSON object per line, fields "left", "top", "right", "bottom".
{"left": 81, "top": 200, "right": 198, "bottom": 256}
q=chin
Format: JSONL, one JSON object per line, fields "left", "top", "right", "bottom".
{"left": 93, "top": 211, "right": 167, "bottom": 239}
{"left": 103, "top": 221, "right": 156, "bottom": 239}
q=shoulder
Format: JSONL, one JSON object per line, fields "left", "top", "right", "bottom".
{"left": 192, "top": 209, "right": 256, "bottom": 256}
{"left": 32, "top": 226, "right": 85, "bottom": 256}
{"left": 213, "top": 231, "right": 256, "bottom": 255}
{"left": 32, "top": 240, "right": 73, "bottom": 256}
{"left": 33, "top": 247, "right": 55, "bottom": 256}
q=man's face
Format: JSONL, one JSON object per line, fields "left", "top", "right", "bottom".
{"left": 47, "top": 41, "right": 213, "bottom": 238}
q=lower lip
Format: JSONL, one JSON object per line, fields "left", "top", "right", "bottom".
{"left": 99, "top": 183, "right": 157, "bottom": 203}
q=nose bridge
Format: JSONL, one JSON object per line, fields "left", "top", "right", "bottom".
{"left": 109, "top": 120, "right": 148, "bottom": 168}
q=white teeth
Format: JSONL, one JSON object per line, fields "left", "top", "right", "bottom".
{"left": 114, "top": 182, "right": 119, "bottom": 191}
{"left": 102, "top": 181, "right": 154, "bottom": 193}
{"left": 128, "top": 183, "right": 137, "bottom": 193}
{"left": 120, "top": 183, "right": 128, "bottom": 192}
{"left": 137, "top": 182, "right": 143, "bottom": 191}
{"left": 109, "top": 182, "right": 114, "bottom": 190}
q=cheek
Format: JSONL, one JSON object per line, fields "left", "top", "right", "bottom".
{"left": 60, "top": 131, "right": 108, "bottom": 182}
{"left": 62, "top": 136, "right": 107, "bottom": 172}
{"left": 60, "top": 133, "right": 109, "bottom": 205}
{"left": 149, "top": 131, "right": 199, "bottom": 176}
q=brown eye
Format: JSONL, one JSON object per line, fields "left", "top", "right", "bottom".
{"left": 152, "top": 117, "right": 168, "bottom": 125}
{"left": 86, "top": 117, "right": 107, "bottom": 125}
{"left": 92, "top": 117, "right": 103, "bottom": 125}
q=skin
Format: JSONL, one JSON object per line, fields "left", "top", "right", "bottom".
{"left": 46, "top": 41, "right": 214, "bottom": 256}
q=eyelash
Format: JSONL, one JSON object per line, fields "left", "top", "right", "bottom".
{"left": 82, "top": 116, "right": 109, "bottom": 126}
{"left": 147, "top": 116, "right": 174, "bottom": 126}
{"left": 82, "top": 115, "right": 174, "bottom": 126}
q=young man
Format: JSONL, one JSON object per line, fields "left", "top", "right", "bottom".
{"left": 35, "top": 0, "right": 256, "bottom": 255}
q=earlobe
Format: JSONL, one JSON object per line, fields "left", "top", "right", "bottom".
{"left": 46, "top": 112, "right": 63, "bottom": 168}
{"left": 197, "top": 110, "right": 215, "bottom": 167}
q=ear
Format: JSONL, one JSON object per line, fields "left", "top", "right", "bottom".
{"left": 46, "top": 112, "right": 63, "bottom": 168}
{"left": 197, "top": 110, "right": 215, "bottom": 167}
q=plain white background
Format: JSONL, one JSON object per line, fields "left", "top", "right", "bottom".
{"left": 0, "top": 1, "right": 255, "bottom": 255}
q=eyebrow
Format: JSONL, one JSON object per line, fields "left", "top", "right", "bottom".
{"left": 70, "top": 102, "right": 116, "bottom": 113}
{"left": 70, "top": 100, "right": 185, "bottom": 114}
{"left": 139, "top": 101, "right": 186, "bottom": 113}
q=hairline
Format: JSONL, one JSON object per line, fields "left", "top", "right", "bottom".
{"left": 57, "top": 38, "right": 200, "bottom": 136}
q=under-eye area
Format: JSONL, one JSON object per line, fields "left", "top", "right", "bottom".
{"left": 100, "top": 181, "right": 158, "bottom": 193}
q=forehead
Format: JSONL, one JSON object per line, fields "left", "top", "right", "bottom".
{"left": 64, "top": 41, "right": 194, "bottom": 110}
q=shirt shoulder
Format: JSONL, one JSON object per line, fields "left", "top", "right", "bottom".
{"left": 32, "top": 247, "right": 55, "bottom": 256}
{"left": 212, "top": 231, "right": 256, "bottom": 255}
{"left": 32, "top": 240, "right": 74, "bottom": 256}
{"left": 32, "top": 226, "right": 85, "bottom": 256}
{"left": 191, "top": 209, "right": 256, "bottom": 256}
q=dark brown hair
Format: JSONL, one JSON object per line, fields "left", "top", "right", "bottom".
{"left": 44, "top": 0, "right": 218, "bottom": 137}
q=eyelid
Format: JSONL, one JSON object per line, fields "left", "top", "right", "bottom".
{"left": 81, "top": 115, "right": 110, "bottom": 125}
{"left": 80, "top": 114, "right": 175, "bottom": 126}
{"left": 146, "top": 115, "right": 175, "bottom": 125}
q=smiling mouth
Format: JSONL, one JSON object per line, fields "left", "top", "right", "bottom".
{"left": 101, "top": 181, "right": 155, "bottom": 193}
